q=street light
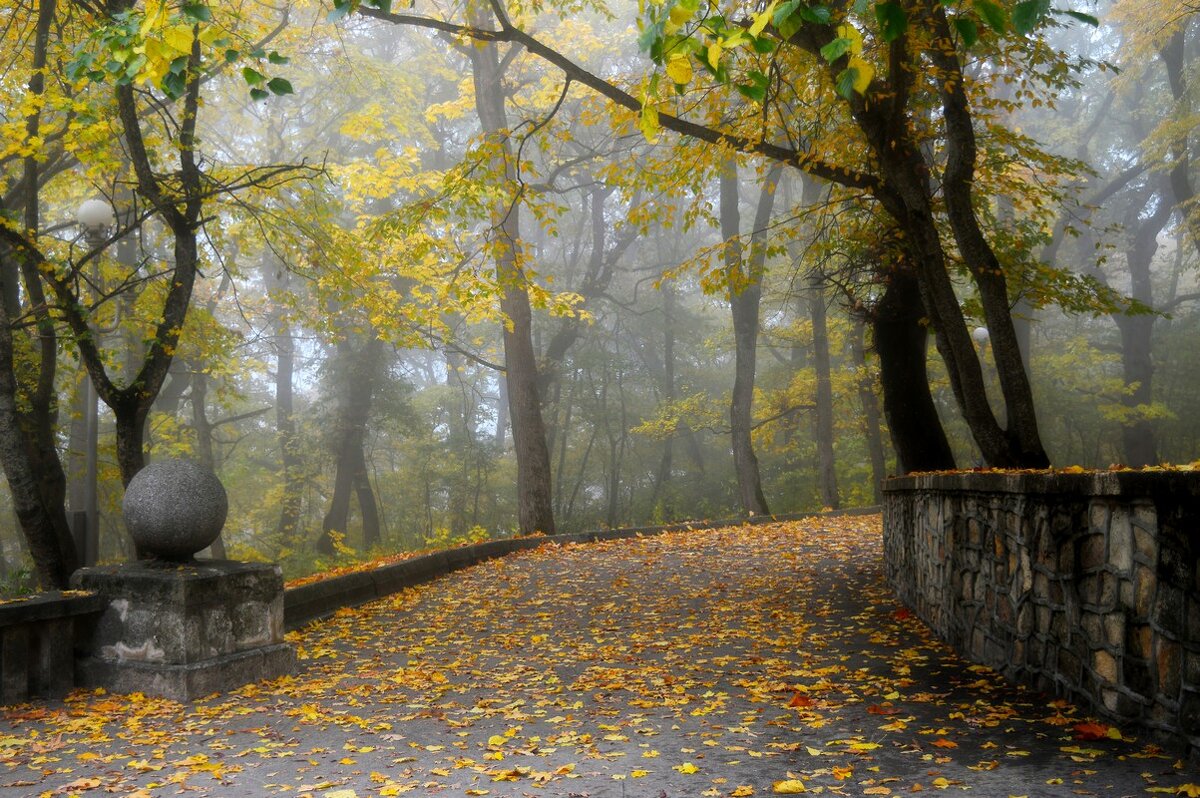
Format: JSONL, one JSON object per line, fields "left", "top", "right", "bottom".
{"left": 77, "top": 198, "right": 115, "bottom": 248}
{"left": 972, "top": 326, "right": 990, "bottom": 347}
{"left": 72, "top": 197, "right": 114, "bottom": 567}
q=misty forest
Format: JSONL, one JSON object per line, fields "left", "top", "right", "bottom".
{"left": 0, "top": 0, "right": 1197, "bottom": 592}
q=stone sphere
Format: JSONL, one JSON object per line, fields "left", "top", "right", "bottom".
{"left": 123, "top": 459, "right": 228, "bottom": 560}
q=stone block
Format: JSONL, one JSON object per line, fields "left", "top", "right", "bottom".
{"left": 77, "top": 643, "right": 294, "bottom": 703}
{"left": 1108, "top": 507, "right": 1134, "bottom": 574}
{"left": 1100, "top": 572, "right": 1119, "bottom": 609}
{"left": 1135, "top": 565, "right": 1157, "bottom": 619}
{"left": 1017, "top": 602, "right": 1034, "bottom": 637}
{"left": 1188, "top": 652, "right": 1200, "bottom": 687}
{"left": 1182, "top": 689, "right": 1200, "bottom": 736}
{"left": 74, "top": 560, "right": 292, "bottom": 701}
{"left": 1082, "top": 612, "right": 1102, "bottom": 643}
{"left": 1157, "top": 639, "right": 1183, "bottom": 699}
{"left": 31, "top": 618, "right": 74, "bottom": 697}
{"left": 1058, "top": 648, "right": 1082, "bottom": 683}
{"left": 1155, "top": 585, "right": 1185, "bottom": 638}
{"left": 1128, "top": 624, "right": 1154, "bottom": 660}
{"left": 1134, "top": 526, "right": 1158, "bottom": 565}
{"left": 1089, "top": 502, "right": 1110, "bottom": 536}
{"left": 1093, "top": 649, "right": 1119, "bottom": 686}
{"left": 1105, "top": 612, "right": 1126, "bottom": 649}
{"left": 1080, "top": 534, "right": 1107, "bottom": 572}
{"left": 1123, "top": 656, "right": 1153, "bottom": 699}
{"left": 1, "top": 625, "right": 30, "bottom": 704}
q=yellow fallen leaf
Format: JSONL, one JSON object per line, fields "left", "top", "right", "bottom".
{"left": 631, "top": 770, "right": 650, "bottom": 778}
{"left": 674, "top": 762, "right": 700, "bottom": 774}
{"left": 773, "top": 780, "right": 807, "bottom": 794}
{"left": 731, "top": 787, "right": 754, "bottom": 797}
{"left": 324, "top": 791, "right": 357, "bottom": 798}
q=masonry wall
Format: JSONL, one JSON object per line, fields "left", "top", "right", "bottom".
{"left": 883, "top": 472, "right": 1200, "bottom": 755}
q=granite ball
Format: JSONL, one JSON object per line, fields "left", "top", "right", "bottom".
{"left": 122, "top": 459, "right": 228, "bottom": 560}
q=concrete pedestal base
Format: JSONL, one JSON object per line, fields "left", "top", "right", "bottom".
{"left": 71, "top": 560, "right": 294, "bottom": 701}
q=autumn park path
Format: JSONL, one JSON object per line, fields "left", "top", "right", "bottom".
{"left": 0, "top": 515, "right": 1191, "bottom": 797}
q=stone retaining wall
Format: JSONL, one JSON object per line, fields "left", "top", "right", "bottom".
{"left": 883, "top": 472, "right": 1200, "bottom": 755}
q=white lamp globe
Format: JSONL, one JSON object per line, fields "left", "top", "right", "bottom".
{"left": 76, "top": 198, "right": 115, "bottom": 231}
{"left": 972, "top": 326, "right": 990, "bottom": 346}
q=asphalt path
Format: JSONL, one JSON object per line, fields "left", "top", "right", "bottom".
{"left": 0, "top": 515, "right": 1192, "bottom": 797}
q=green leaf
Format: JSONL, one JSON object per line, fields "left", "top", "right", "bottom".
{"left": 267, "top": 77, "right": 294, "bottom": 95}
{"left": 952, "top": 17, "right": 979, "bottom": 46}
{"left": 1056, "top": 9, "right": 1099, "bottom": 26}
{"left": 974, "top": 0, "right": 1007, "bottom": 32}
{"left": 181, "top": 3, "right": 212, "bottom": 21}
{"left": 799, "top": 4, "right": 833, "bottom": 24}
{"left": 772, "top": 0, "right": 801, "bottom": 25}
{"left": 852, "top": 0, "right": 869, "bottom": 13}
{"left": 368, "top": 0, "right": 392, "bottom": 11}
{"left": 834, "top": 67, "right": 856, "bottom": 99}
{"left": 249, "top": 87, "right": 270, "bottom": 101}
{"left": 267, "top": 51, "right": 290, "bottom": 65}
{"left": 1012, "top": 0, "right": 1050, "bottom": 34}
{"left": 736, "top": 81, "right": 767, "bottom": 101}
{"left": 874, "top": 1, "right": 907, "bottom": 42}
{"left": 820, "top": 37, "right": 853, "bottom": 62}
{"left": 751, "top": 36, "right": 777, "bottom": 53}
{"left": 224, "top": 48, "right": 240, "bottom": 63}
{"left": 241, "top": 66, "right": 265, "bottom": 86}
{"left": 777, "top": 13, "right": 803, "bottom": 39}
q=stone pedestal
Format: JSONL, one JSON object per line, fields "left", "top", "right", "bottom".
{"left": 71, "top": 560, "right": 294, "bottom": 701}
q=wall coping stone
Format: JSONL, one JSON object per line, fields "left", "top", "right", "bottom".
{"left": 0, "top": 591, "right": 107, "bottom": 627}
{"left": 884, "top": 470, "right": 1200, "bottom": 498}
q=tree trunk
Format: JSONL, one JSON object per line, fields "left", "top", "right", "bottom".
{"left": 851, "top": 318, "right": 888, "bottom": 502}
{"left": 317, "top": 334, "right": 384, "bottom": 554}
{"left": 268, "top": 267, "right": 305, "bottom": 551}
{"left": 722, "top": 159, "right": 777, "bottom": 516}
{"left": 808, "top": 276, "right": 840, "bottom": 510}
{"left": 873, "top": 269, "right": 956, "bottom": 473}
{"left": 468, "top": 13, "right": 555, "bottom": 535}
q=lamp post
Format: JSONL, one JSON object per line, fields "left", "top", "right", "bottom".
{"left": 972, "top": 326, "right": 990, "bottom": 348}
{"left": 73, "top": 198, "right": 114, "bottom": 566}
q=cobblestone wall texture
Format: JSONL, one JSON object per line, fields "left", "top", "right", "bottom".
{"left": 883, "top": 472, "right": 1200, "bottom": 755}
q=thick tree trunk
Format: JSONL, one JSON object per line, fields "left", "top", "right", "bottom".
{"left": 873, "top": 270, "right": 956, "bottom": 473}
{"left": 0, "top": 306, "right": 76, "bottom": 588}
{"left": 808, "top": 276, "right": 840, "bottom": 510}
{"left": 469, "top": 16, "right": 555, "bottom": 535}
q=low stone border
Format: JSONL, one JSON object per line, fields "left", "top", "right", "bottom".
{"left": 283, "top": 508, "right": 880, "bottom": 630}
{"left": 0, "top": 591, "right": 107, "bottom": 703}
